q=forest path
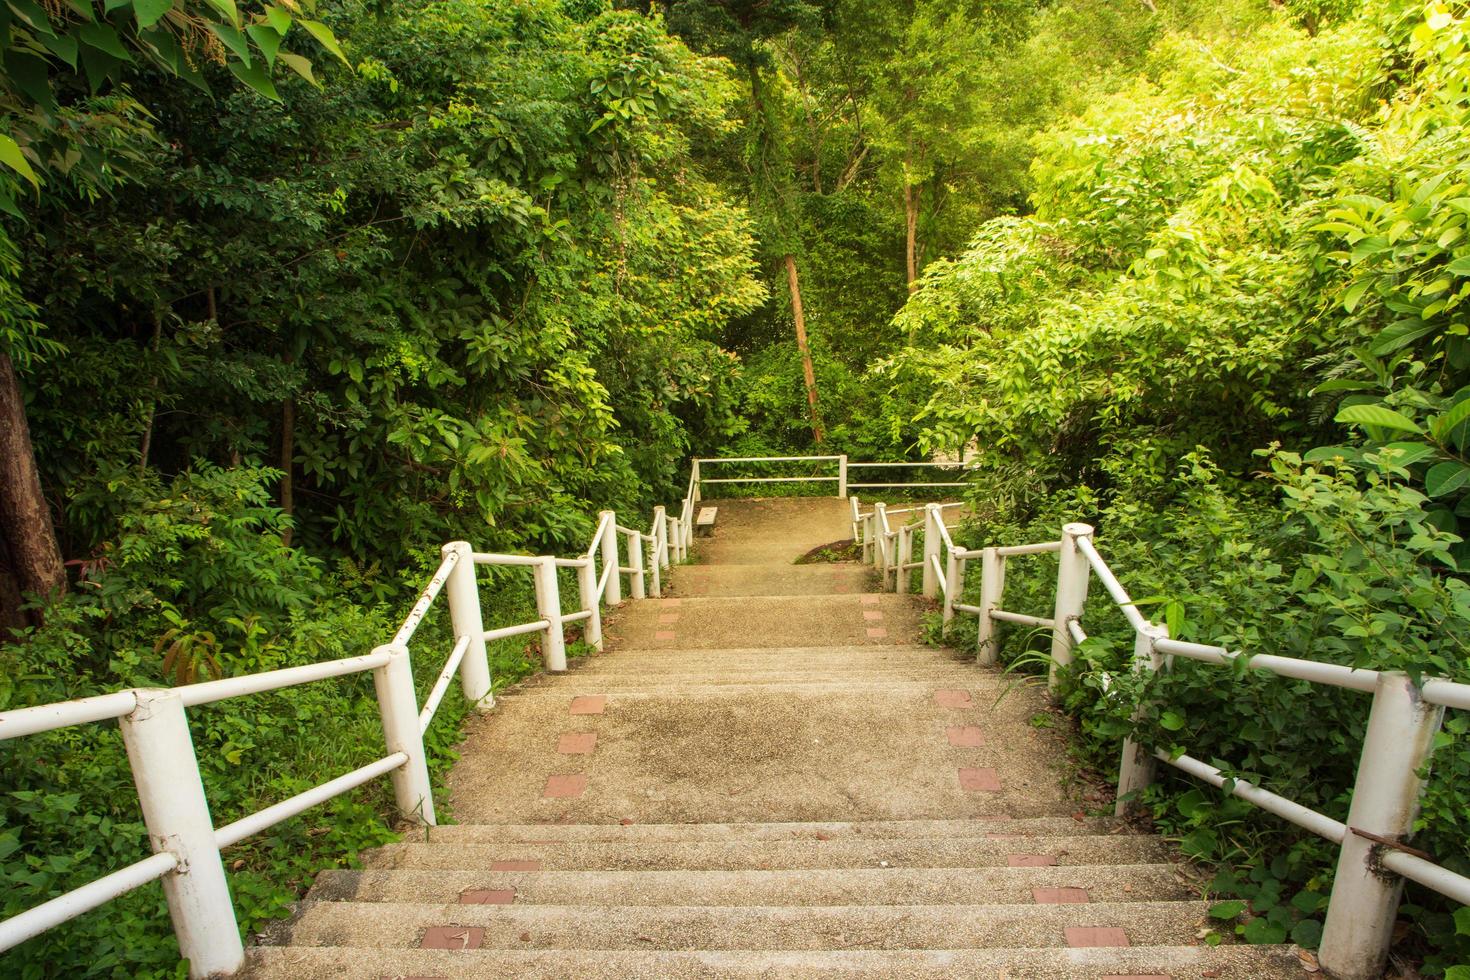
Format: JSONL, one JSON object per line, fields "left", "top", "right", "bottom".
{"left": 244, "top": 497, "right": 1300, "bottom": 978}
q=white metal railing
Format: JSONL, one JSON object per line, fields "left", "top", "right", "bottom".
{"left": 0, "top": 467, "right": 699, "bottom": 977}
{"left": 861, "top": 499, "right": 1470, "bottom": 980}
{"left": 694, "top": 454, "right": 973, "bottom": 499}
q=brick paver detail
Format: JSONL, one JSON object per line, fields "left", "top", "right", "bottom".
{"left": 1007, "top": 854, "right": 1057, "bottom": 867}
{"left": 1065, "top": 926, "right": 1130, "bottom": 948}
{"left": 420, "top": 926, "right": 485, "bottom": 950}
{"left": 958, "top": 767, "right": 1002, "bottom": 792}
{"left": 460, "top": 888, "right": 515, "bottom": 905}
{"left": 569, "top": 695, "right": 606, "bottom": 715}
{"left": 557, "top": 732, "right": 598, "bottom": 755}
{"left": 489, "top": 859, "right": 542, "bottom": 871}
{"left": 1032, "top": 887, "right": 1089, "bottom": 904}
{"left": 543, "top": 773, "right": 588, "bottom": 798}
{"left": 946, "top": 725, "right": 985, "bottom": 747}
{"left": 934, "top": 689, "right": 973, "bottom": 709}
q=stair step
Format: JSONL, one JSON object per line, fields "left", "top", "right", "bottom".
{"left": 421, "top": 816, "right": 1119, "bottom": 843}
{"left": 603, "top": 594, "right": 927, "bottom": 649}
{"left": 309, "top": 862, "right": 1194, "bottom": 906}
{"left": 368, "top": 835, "right": 1173, "bottom": 872}
{"left": 273, "top": 899, "right": 1222, "bottom": 951}
{"left": 243, "top": 943, "right": 1300, "bottom": 979}
{"left": 669, "top": 563, "right": 876, "bottom": 597}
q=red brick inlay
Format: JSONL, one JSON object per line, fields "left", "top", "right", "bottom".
{"left": 865, "top": 627, "right": 888, "bottom": 638}
{"left": 934, "top": 689, "right": 973, "bottom": 709}
{"left": 380, "top": 976, "right": 446, "bottom": 980}
{"left": 460, "top": 888, "right": 515, "bottom": 905}
{"left": 557, "top": 732, "right": 597, "bottom": 755}
{"left": 569, "top": 695, "right": 606, "bottom": 715}
{"left": 654, "top": 630, "right": 677, "bottom": 640}
{"left": 1065, "top": 926, "right": 1130, "bottom": 948}
{"left": 1032, "top": 887, "right": 1089, "bottom": 904}
{"left": 1007, "top": 854, "right": 1057, "bottom": 867}
{"left": 420, "top": 926, "right": 485, "bottom": 950}
{"left": 543, "top": 773, "right": 588, "bottom": 798}
{"left": 1101, "top": 975, "right": 1170, "bottom": 980}
{"left": 658, "top": 613, "right": 680, "bottom": 624}
{"left": 489, "top": 859, "right": 542, "bottom": 871}
{"left": 859, "top": 595, "right": 880, "bottom": 605}
{"left": 946, "top": 725, "right": 985, "bottom": 747}
{"left": 662, "top": 598, "right": 683, "bottom": 607}
{"left": 958, "top": 767, "right": 1002, "bottom": 792}
{"left": 862, "top": 609, "right": 884, "bottom": 621}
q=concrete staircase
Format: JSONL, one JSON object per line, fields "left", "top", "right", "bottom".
{"left": 243, "top": 497, "right": 1301, "bottom": 978}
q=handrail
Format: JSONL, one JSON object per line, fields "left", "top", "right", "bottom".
{"left": 418, "top": 635, "right": 472, "bottom": 732}
{"left": 392, "top": 549, "right": 459, "bottom": 646}
{"left": 214, "top": 753, "right": 408, "bottom": 848}
{"left": 0, "top": 851, "right": 179, "bottom": 952}
{"left": 859, "top": 496, "right": 1470, "bottom": 978}
{"left": 0, "top": 450, "right": 703, "bottom": 975}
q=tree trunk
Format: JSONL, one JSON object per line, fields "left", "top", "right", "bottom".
{"left": 784, "top": 254, "right": 823, "bottom": 444}
{"left": 905, "top": 182, "right": 920, "bottom": 292}
{"left": 0, "top": 353, "right": 64, "bottom": 622}
{"left": 279, "top": 397, "right": 295, "bottom": 548}
{"left": 138, "top": 308, "right": 163, "bottom": 475}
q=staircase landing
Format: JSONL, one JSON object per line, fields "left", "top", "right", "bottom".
{"left": 244, "top": 497, "right": 1300, "bottom": 978}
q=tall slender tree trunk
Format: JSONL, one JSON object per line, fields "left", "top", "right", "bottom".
{"left": 905, "top": 181, "right": 920, "bottom": 292}
{"left": 784, "top": 254, "right": 823, "bottom": 444}
{"left": 138, "top": 308, "right": 163, "bottom": 475}
{"left": 279, "top": 397, "right": 295, "bottom": 548}
{"left": 0, "top": 353, "right": 64, "bottom": 624}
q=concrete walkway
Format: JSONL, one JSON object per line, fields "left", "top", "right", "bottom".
{"left": 245, "top": 497, "right": 1300, "bottom": 978}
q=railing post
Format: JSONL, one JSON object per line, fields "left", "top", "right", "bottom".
{"left": 628, "top": 529, "right": 647, "bottom": 600}
{"left": 896, "top": 524, "right": 913, "bottom": 594}
{"left": 371, "top": 643, "right": 437, "bottom": 826}
{"left": 976, "top": 547, "right": 1005, "bottom": 666}
{"left": 837, "top": 454, "right": 848, "bottom": 498}
{"left": 922, "top": 504, "right": 941, "bottom": 598}
{"left": 600, "top": 511, "right": 622, "bottom": 605}
{"left": 692, "top": 459, "right": 702, "bottom": 503}
{"left": 873, "top": 503, "right": 889, "bottom": 585}
{"left": 576, "top": 557, "right": 603, "bottom": 651}
{"left": 862, "top": 512, "right": 874, "bottom": 564}
{"left": 849, "top": 495, "right": 861, "bottom": 543}
{"left": 944, "top": 550, "right": 965, "bottom": 628}
{"left": 442, "top": 541, "right": 492, "bottom": 710}
{"left": 533, "top": 557, "right": 568, "bottom": 671}
{"left": 119, "top": 689, "right": 243, "bottom": 979}
{"left": 1319, "top": 672, "right": 1445, "bottom": 980}
{"left": 1115, "top": 623, "right": 1168, "bottom": 815}
{"left": 650, "top": 506, "right": 666, "bottom": 598}
{"left": 1048, "top": 523, "right": 1093, "bottom": 692}
{"left": 670, "top": 516, "right": 684, "bottom": 564}
{"left": 655, "top": 506, "right": 669, "bottom": 570}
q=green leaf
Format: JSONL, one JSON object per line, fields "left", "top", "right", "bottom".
{"left": 300, "top": 19, "right": 348, "bottom": 65}
{"left": 264, "top": 4, "right": 292, "bottom": 33}
{"left": 1431, "top": 398, "right": 1470, "bottom": 442}
{"left": 1425, "top": 461, "right": 1470, "bottom": 498}
{"left": 203, "top": 0, "right": 239, "bottom": 29}
{"left": 1342, "top": 279, "right": 1371, "bottom": 313}
{"left": 1310, "top": 379, "right": 1376, "bottom": 394}
{"left": 209, "top": 22, "right": 250, "bottom": 65}
{"left": 227, "top": 60, "right": 279, "bottom": 102}
{"left": 276, "top": 51, "right": 318, "bottom": 87}
{"left": 1374, "top": 441, "right": 1437, "bottom": 467}
{"left": 1242, "top": 917, "right": 1287, "bottom": 944}
{"left": 1302, "top": 445, "right": 1360, "bottom": 464}
{"left": 1290, "top": 919, "right": 1323, "bottom": 948}
{"left": 246, "top": 24, "right": 281, "bottom": 66}
{"left": 0, "top": 133, "right": 39, "bottom": 189}
{"left": 1334, "top": 404, "right": 1423, "bottom": 434}
{"left": 1208, "top": 900, "right": 1246, "bottom": 920}
{"left": 1159, "top": 710, "right": 1186, "bottom": 731}
{"left": 78, "top": 21, "right": 131, "bottom": 61}
{"left": 134, "top": 0, "right": 172, "bottom": 28}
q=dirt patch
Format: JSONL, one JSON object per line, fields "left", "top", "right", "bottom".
{"left": 794, "top": 540, "right": 861, "bottom": 564}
